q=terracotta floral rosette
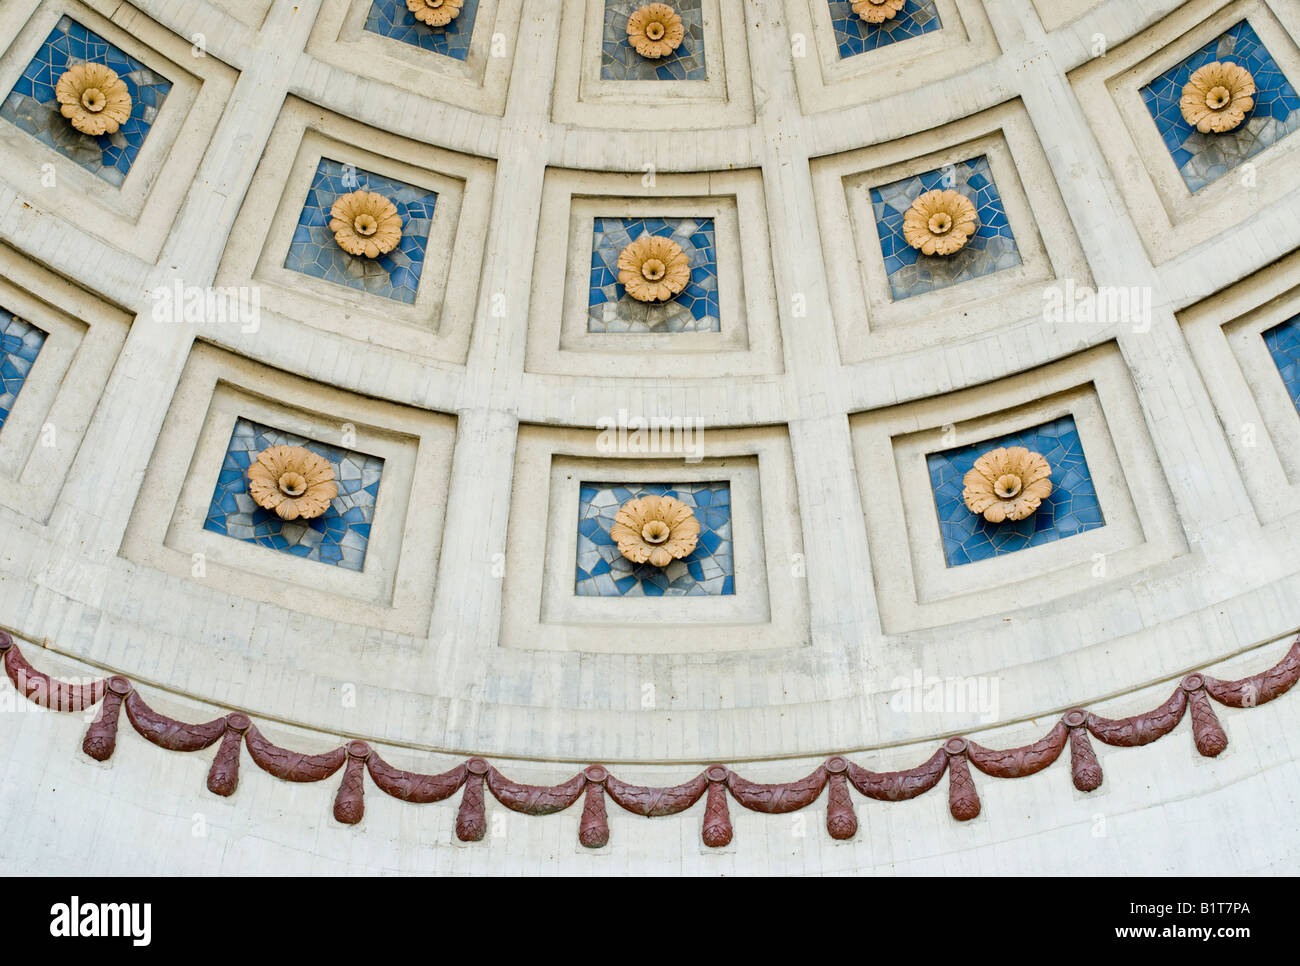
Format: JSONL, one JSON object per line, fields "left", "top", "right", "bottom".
{"left": 610, "top": 494, "right": 700, "bottom": 568}
{"left": 407, "top": 0, "right": 464, "bottom": 27}
{"left": 627, "top": 3, "right": 686, "bottom": 59}
{"left": 852, "top": 0, "right": 906, "bottom": 24}
{"left": 902, "top": 188, "right": 979, "bottom": 256}
{"left": 246, "top": 445, "right": 339, "bottom": 521}
{"left": 961, "top": 446, "right": 1052, "bottom": 523}
{"left": 1179, "top": 61, "right": 1256, "bottom": 134}
{"left": 329, "top": 190, "right": 402, "bottom": 259}
{"left": 55, "top": 63, "right": 132, "bottom": 137}
{"left": 616, "top": 234, "right": 691, "bottom": 303}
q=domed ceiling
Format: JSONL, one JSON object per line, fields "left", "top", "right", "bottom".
{"left": 0, "top": 0, "right": 1298, "bottom": 874}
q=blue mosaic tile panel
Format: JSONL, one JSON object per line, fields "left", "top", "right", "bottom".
{"left": 589, "top": 216, "right": 719, "bottom": 333}
{"left": 576, "top": 482, "right": 733, "bottom": 596}
{"left": 830, "top": 0, "right": 941, "bottom": 59}
{"left": 0, "top": 15, "right": 172, "bottom": 187}
{"left": 870, "top": 155, "right": 1021, "bottom": 302}
{"left": 926, "top": 416, "right": 1104, "bottom": 567}
{"left": 1264, "top": 313, "right": 1300, "bottom": 413}
{"left": 0, "top": 309, "right": 46, "bottom": 433}
{"left": 204, "top": 418, "right": 384, "bottom": 572}
{"left": 363, "top": 0, "right": 479, "bottom": 60}
{"left": 285, "top": 158, "right": 437, "bottom": 305}
{"left": 1140, "top": 20, "right": 1300, "bottom": 193}
{"left": 601, "top": 0, "right": 706, "bottom": 81}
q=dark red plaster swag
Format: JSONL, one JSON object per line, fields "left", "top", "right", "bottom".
{"left": 3, "top": 630, "right": 1297, "bottom": 849}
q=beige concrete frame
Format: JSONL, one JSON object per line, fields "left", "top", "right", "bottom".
{"left": 208, "top": 0, "right": 273, "bottom": 30}
{"left": 1180, "top": 247, "right": 1300, "bottom": 522}
{"left": 121, "top": 343, "right": 457, "bottom": 635}
{"left": 1031, "top": 0, "right": 1103, "bottom": 32}
{"left": 0, "top": 0, "right": 237, "bottom": 261}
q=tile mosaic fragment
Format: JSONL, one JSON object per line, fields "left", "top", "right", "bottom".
{"left": 576, "top": 481, "right": 733, "bottom": 595}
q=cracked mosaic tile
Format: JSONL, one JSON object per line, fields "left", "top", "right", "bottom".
{"left": 576, "top": 482, "right": 733, "bottom": 596}
{"left": 870, "top": 155, "right": 1021, "bottom": 302}
{"left": 601, "top": 0, "right": 706, "bottom": 81}
{"left": 363, "top": 0, "right": 479, "bottom": 60}
{"left": 1264, "top": 313, "right": 1300, "bottom": 414}
{"left": 1, "top": 15, "right": 172, "bottom": 187}
{"left": 1140, "top": 20, "right": 1300, "bottom": 193}
{"left": 0, "top": 309, "right": 46, "bottom": 433}
{"left": 589, "top": 216, "right": 719, "bottom": 333}
{"left": 285, "top": 158, "right": 437, "bottom": 305}
{"left": 830, "top": 0, "right": 941, "bottom": 59}
{"left": 926, "top": 415, "right": 1104, "bottom": 567}
{"left": 204, "top": 418, "right": 384, "bottom": 572}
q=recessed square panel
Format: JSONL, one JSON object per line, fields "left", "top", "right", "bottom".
{"left": 121, "top": 345, "right": 456, "bottom": 634}
{"left": 576, "top": 482, "right": 733, "bottom": 596}
{"left": 926, "top": 416, "right": 1104, "bottom": 568}
{"left": 1, "top": 15, "right": 172, "bottom": 186}
{"left": 286, "top": 158, "right": 438, "bottom": 305}
{"left": 1069, "top": 0, "right": 1300, "bottom": 266}
{"left": 829, "top": 0, "right": 941, "bottom": 59}
{"left": 849, "top": 344, "right": 1184, "bottom": 632}
{"left": 786, "top": 0, "right": 997, "bottom": 114}
{"left": 553, "top": 0, "right": 753, "bottom": 127}
{"left": 215, "top": 99, "right": 494, "bottom": 363}
{"left": 1139, "top": 19, "right": 1300, "bottom": 193}
{"left": 527, "top": 167, "right": 781, "bottom": 377}
{"left": 363, "top": 0, "right": 480, "bottom": 59}
{"left": 870, "top": 154, "right": 1021, "bottom": 302}
{"left": 600, "top": 0, "right": 705, "bottom": 80}
{"left": 588, "top": 216, "right": 718, "bottom": 333}
{"left": 812, "top": 102, "right": 1089, "bottom": 362}
{"left": 1179, "top": 251, "right": 1300, "bottom": 521}
{"left": 0, "top": 248, "right": 130, "bottom": 525}
{"left": 500, "top": 425, "right": 807, "bottom": 652}
{"left": 204, "top": 418, "right": 384, "bottom": 572}
{"left": 0, "top": 309, "right": 45, "bottom": 433}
